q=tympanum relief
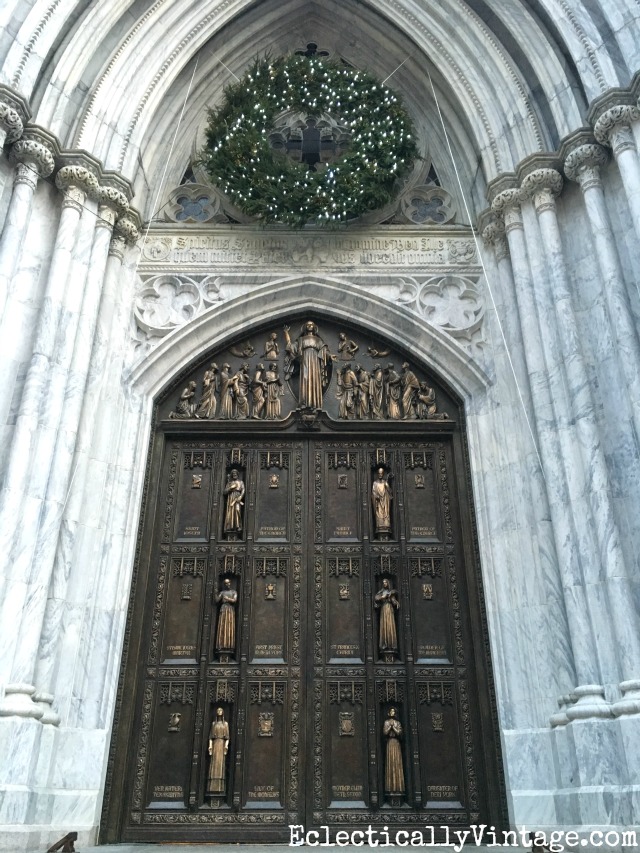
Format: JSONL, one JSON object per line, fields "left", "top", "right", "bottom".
{"left": 166, "top": 321, "right": 450, "bottom": 422}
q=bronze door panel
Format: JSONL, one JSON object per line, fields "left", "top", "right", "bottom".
{"left": 104, "top": 435, "right": 504, "bottom": 843}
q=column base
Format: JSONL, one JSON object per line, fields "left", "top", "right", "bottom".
{"left": 550, "top": 693, "right": 572, "bottom": 727}
{"left": 565, "top": 684, "right": 613, "bottom": 720}
{"left": 33, "top": 691, "right": 60, "bottom": 725}
{"left": 612, "top": 680, "right": 640, "bottom": 717}
{"left": 0, "top": 683, "right": 44, "bottom": 719}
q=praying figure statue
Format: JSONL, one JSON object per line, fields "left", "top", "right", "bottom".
{"left": 215, "top": 578, "right": 238, "bottom": 655}
{"left": 207, "top": 707, "right": 230, "bottom": 798}
{"left": 374, "top": 578, "right": 400, "bottom": 656}
{"left": 223, "top": 469, "right": 245, "bottom": 535}
{"left": 371, "top": 467, "right": 392, "bottom": 538}
{"left": 383, "top": 708, "right": 405, "bottom": 801}
{"left": 169, "top": 381, "right": 197, "bottom": 419}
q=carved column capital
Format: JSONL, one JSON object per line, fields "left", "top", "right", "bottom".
{"left": 108, "top": 233, "right": 127, "bottom": 260}
{"left": 96, "top": 204, "right": 117, "bottom": 230}
{"left": 0, "top": 102, "right": 24, "bottom": 143}
{"left": 491, "top": 188, "right": 521, "bottom": 216}
{"left": 10, "top": 136, "right": 55, "bottom": 178}
{"left": 61, "top": 185, "right": 86, "bottom": 213}
{"left": 55, "top": 165, "right": 100, "bottom": 212}
{"left": 520, "top": 168, "right": 563, "bottom": 214}
{"left": 594, "top": 105, "right": 640, "bottom": 154}
{"left": 564, "top": 144, "right": 608, "bottom": 190}
{"left": 482, "top": 220, "right": 509, "bottom": 261}
{"left": 97, "top": 185, "right": 129, "bottom": 216}
{"left": 492, "top": 189, "right": 523, "bottom": 234}
{"left": 14, "top": 161, "right": 38, "bottom": 190}
{"left": 55, "top": 164, "right": 100, "bottom": 195}
{"left": 114, "top": 215, "right": 140, "bottom": 245}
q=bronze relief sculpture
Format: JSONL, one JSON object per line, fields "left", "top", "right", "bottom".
{"left": 195, "top": 363, "right": 218, "bottom": 419}
{"left": 284, "top": 321, "right": 332, "bottom": 409}
{"left": 166, "top": 323, "right": 449, "bottom": 422}
{"left": 169, "top": 381, "right": 197, "bottom": 419}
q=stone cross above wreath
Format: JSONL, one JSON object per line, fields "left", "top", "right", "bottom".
{"left": 201, "top": 53, "right": 419, "bottom": 227}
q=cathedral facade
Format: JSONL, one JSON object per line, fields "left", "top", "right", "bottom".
{"left": 1, "top": 0, "right": 640, "bottom": 849}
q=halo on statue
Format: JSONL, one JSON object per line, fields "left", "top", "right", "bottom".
{"left": 201, "top": 53, "right": 419, "bottom": 228}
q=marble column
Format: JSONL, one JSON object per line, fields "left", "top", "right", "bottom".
{"left": 520, "top": 167, "right": 640, "bottom": 703}
{"left": 0, "top": 133, "right": 55, "bottom": 321}
{"left": 593, "top": 105, "right": 640, "bottom": 245}
{"left": 32, "top": 217, "right": 136, "bottom": 724}
{"left": 564, "top": 143, "right": 640, "bottom": 446}
{"left": 0, "top": 166, "right": 100, "bottom": 719}
{"left": 482, "top": 219, "right": 575, "bottom": 726}
{"left": 491, "top": 189, "right": 604, "bottom": 714}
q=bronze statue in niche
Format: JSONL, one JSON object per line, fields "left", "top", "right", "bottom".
{"left": 223, "top": 469, "right": 245, "bottom": 536}
{"left": 372, "top": 468, "right": 392, "bottom": 539}
{"left": 284, "top": 321, "right": 332, "bottom": 409}
{"left": 374, "top": 578, "right": 400, "bottom": 658}
{"left": 215, "top": 578, "right": 238, "bottom": 655}
{"left": 207, "top": 707, "right": 230, "bottom": 799}
{"left": 383, "top": 708, "right": 405, "bottom": 803}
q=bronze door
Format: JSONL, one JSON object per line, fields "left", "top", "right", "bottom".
{"left": 103, "top": 434, "right": 505, "bottom": 843}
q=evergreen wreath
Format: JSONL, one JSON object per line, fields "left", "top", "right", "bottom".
{"left": 202, "top": 54, "right": 418, "bottom": 227}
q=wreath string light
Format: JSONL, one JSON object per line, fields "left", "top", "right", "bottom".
{"left": 202, "top": 54, "right": 418, "bottom": 227}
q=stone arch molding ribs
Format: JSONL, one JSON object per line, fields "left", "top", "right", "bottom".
{"left": 128, "top": 278, "right": 492, "bottom": 403}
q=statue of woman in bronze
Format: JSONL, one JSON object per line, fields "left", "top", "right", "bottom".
{"left": 383, "top": 708, "right": 405, "bottom": 801}
{"left": 215, "top": 578, "right": 238, "bottom": 654}
{"left": 207, "top": 707, "right": 230, "bottom": 798}
{"left": 374, "top": 578, "right": 399, "bottom": 655}
{"left": 223, "top": 469, "right": 245, "bottom": 535}
{"left": 283, "top": 321, "right": 331, "bottom": 409}
{"left": 371, "top": 468, "right": 392, "bottom": 538}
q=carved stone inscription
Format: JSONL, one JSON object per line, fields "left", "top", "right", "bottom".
{"left": 139, "top": 229, "right": 478, "bottom": 271}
